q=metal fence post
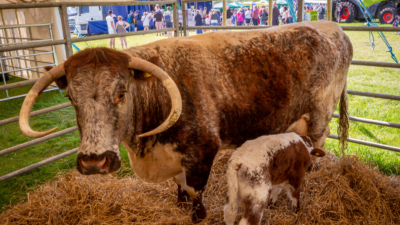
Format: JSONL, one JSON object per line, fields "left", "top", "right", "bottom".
{"left": 59, "top": 4, "right": 73, "bottom": 58}
{"left": 49, "top": 22, "right": 59, "bottom": 67}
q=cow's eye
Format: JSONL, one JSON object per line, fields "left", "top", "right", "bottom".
{"left": 114, "top": 91, "right": 126, "bottom": 104}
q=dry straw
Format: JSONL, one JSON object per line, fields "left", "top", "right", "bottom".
{"left": 1, "top": 150, "right": 400, "bottom": 224}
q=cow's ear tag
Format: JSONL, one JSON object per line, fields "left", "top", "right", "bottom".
{"left": 143, "top": 56, "right": 159, "bottom": 78}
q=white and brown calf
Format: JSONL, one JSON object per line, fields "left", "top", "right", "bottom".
{"left": 224, "top": 133, "right": 325, "bottom": 225}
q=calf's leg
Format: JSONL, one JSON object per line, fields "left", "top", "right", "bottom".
{"left": 240, "top": 185, "right": 270, "bottom": 225}
{"left": 268, "top": 187, "right": 281, "bottom": 206}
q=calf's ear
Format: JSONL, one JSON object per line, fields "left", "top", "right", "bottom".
{"left": 44, "top": 66, "right": 68, "bottom": 90}
{"left": 133, "top": 56, "right": 160, "bottom": 80}
{"left": 310, "top": 148, "right": 326, "bottom": 157}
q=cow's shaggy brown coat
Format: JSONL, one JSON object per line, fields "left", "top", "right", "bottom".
{"left": 37, "top": 21, "right": 351, "bottom": 220}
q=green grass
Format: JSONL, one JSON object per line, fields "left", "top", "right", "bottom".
{"left": 1, "top": 22, "right": 400, "bottom": 212}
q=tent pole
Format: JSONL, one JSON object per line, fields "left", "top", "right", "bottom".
{"left": 223, "top": 0, "right": 226, "bottom": 26}
{"left": 268, "top": 0, "right": 273, "bottom": 25}
{"left": 327, "top": 0, "right": 332, "bottom": 21}
{"left": 297, "top": 0, "right": 304, "bottom": 22}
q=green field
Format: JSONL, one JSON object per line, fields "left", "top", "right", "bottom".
{"left": 1, "top": 22, "right": 400, "bottom": 212}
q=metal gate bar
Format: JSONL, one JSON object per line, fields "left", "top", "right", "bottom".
{"left": 329, "top": 134, "right": 400, "bottom": 153}
{"left": 332, "top": 114, "right": 400, "bottom": 129}
{"left": 0, "top": 147, "right": 78, "bottom": 182}
{"left": 0, "top": 102, "right": 72, "bottom": 126}
{"left": 0, "top": 126, "right": 78, "bottom": 157}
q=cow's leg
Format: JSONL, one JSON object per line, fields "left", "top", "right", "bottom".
{"left": 173, "top": 171, "right": 191, "bottom": 205}
{"left": 183, "top": 144, "right": 219, "bottom": 222}
{"left": 268, "top": 187, "right": 281, "bottom": 207}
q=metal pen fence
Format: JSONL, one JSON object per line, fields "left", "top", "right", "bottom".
{"left": 0, "top": 0, "right": 180, "bottom": 182}
{"left": 181, "top": 0, "right": 400, "bottom": 153}
{"left": 1, "top": 23, "right": 58, "bottom": 102}
{"left": 0, "top": 0, "right": 400, "bottom": 182}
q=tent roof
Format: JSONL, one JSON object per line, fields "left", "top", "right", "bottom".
{"left": 213, "top": 2, "right": 250, "bottom": 9}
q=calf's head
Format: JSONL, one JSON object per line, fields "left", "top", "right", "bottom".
{"left": 300, "top": 135, "right": 326, "bottom": 170}
{"left": 19, "top": 48, "right": 182, "bottom": 175}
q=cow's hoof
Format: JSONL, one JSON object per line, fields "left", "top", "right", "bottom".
{"left": 176, "top": 190, "right": 192, "bottom": 207}
{"left": 191, "top": 203, "right": 207, "bottom": 223}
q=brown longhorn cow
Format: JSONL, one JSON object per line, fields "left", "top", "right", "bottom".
{"left": 19, "top": 21, "right": 351, "bottom": 221}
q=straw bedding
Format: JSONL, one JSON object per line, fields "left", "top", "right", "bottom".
{"left": 1, "top": 149, "right": 400, "bottom": 225}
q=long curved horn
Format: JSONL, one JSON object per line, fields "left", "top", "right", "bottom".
{"left": 19, "top": 64, "right": 66, "bottom": 138}
{"left": 129, "top": 57, "right": 182, "bottom": 138}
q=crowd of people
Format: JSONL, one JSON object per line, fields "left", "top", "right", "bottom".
{"left": 107, "top": 1, "right": 399, "bottom": 49}
{"left": 190, "top": 1, "right": 328, "bottom": 31}
{"left": 106, "top": 5, "right": 175, "bottom": 48}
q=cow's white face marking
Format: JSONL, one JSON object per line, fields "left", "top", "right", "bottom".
{"left": 123, "top": 141, "right": 183, "bottom": 183}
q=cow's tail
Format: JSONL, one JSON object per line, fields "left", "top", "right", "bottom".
{"left": 338, "top": 82, "right": 349, "bottom": 157}
{"left": 224, "top": 160, "right": 240, "bottom": 225}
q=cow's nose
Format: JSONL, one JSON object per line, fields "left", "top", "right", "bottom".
{"left": 76, "top": 151, "right": 121, "bottom": 175}
{"left": 78, "top": 157, "right": 110, "bottom": 175}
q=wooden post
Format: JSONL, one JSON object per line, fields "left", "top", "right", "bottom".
{"left": 59, "top": 4, "right": 73, "bottom": 58}
{"left": 297, "top": 0, "right": 304, "bottom": 22}
{"left": 182, "top": 1, "right": 188, "bottom": 36}
{"left": 327, "top": 0, "right": 332, "bottom": 21}
{"left": 268, "top": 0, "right": 273, "bottom": 25}
{"left": 223, "top": 0, "right": 226, "bottom": 26}
{"left": 173, "top": 2, "right": 179, "bottom": 37}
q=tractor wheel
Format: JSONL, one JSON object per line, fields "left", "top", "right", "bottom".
{"left": 341, "top": 2, "right": 357, "bottom": 23}
{"left": 379, "top": 7, "right": 397, "bottom": 24}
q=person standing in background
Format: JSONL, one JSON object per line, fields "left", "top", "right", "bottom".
{"left": 245, "top": 8, "right": 251, "bottom": 26}
{"left": 211, "top": 9, "right": 219, "bottom": 31}
{"left": 141, "top": 12, "right": 152, "bottom": 31}
{"left": 194, "top": 10, "right": 203, "bottom": 34}
{"left": 164, "top": 6, "right": 174, "bottom": 38}
{"left": 272, "top": 2, "right": 280, "bottom": 25}
{"left": 106, "top": 10, "right": 116, "bottom": 48}
{"left": 336, "top": 3, "right": 342, "bottom": 23}
{"left": 115, "top": 16, "right": 129, "bottom": 50}
{"left": 240, "top": 6, "right": 245, "bottom": 23}
{"left": 226, "top": 5, "right": 232, "bottom": 26}
{"left": 237, "top": 9, "right": 244, "bottom": 26}
{"left": 154, "top": 5, "right": 164, "bottom": 36}
{"left": 203, "top": 7, "right": 207, "bottom": 25}
{"left": 133, "top": 12, "right": 138, "bottom": 32}
{"left": 318, "top": 3, "right": 325, "bottom": 20}
{"left": 127, "top": 10, "right": 134, "bottom": 32}
{"left": 252, "top": 6, "right": 259, "bottom": 26}
{"left": 260, "top": 7, "right": 268, "bottom": 25}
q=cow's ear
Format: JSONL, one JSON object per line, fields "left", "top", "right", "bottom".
{"left": 310, "top": 149, "right": 326, "bottom": 157}
{"left": 44, "top": 66, "right": 68, "bottom": 90}
{"left": 133, "top": 56, "right": 160, "bottom": 80}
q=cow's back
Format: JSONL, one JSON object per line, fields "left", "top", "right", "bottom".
{"left": 124, "top": 21, "right": 352, "bottom": 147}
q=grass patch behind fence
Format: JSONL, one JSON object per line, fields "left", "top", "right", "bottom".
{"left": 1, "top": 22, "right": 400, "bottom": 213}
